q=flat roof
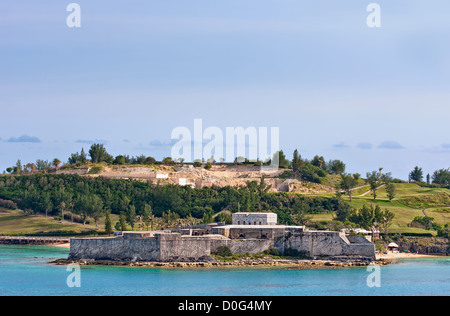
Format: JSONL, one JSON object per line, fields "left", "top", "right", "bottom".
{"left": 215, "top": 225, "right": 303, "bottom": 229}
{"left": 233, "top": 212, "right": 276, "bottom": 215}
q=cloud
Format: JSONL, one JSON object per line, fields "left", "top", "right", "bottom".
{"left": 332, "top": 142, "right": 350, "bottom": 149}
{"left": 356, "top": 142, "right": 373, "bottom": 150}
{"left": 423, "top": 144, "right": 450, "bottom": 153}
{"left": 378, "top": 141, "right": 404, "bottom": 150}
{"left": 149, "top": 139, "right": 176, "bottom": 147}
{"left": 76, "top": 139, "right": 108, "bottom": 145}
{"left": 7, "top": 135, "right": 41, "bottom": 143}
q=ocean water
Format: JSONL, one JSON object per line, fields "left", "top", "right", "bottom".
{"left": 0, "top": 245, "right": 449, "bottom": 296}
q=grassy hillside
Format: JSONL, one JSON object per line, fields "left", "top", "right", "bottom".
{"left": 0, "top": 208, "right": 112, "bottom": 236}
{"left": 0, "top": 172, "right": 448, "bottom": 236}
{"left": 309, "top": 183, "right": 450, "bottom": 236}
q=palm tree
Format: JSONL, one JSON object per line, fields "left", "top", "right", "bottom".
{"left": 378, "top": 167, "right": 383, "bottom": 179}
{"left": 53, "top": 158, "right": 61, "bottom": 170}
{"left": 60, "top": 202, "right": 66, "bottom": 223}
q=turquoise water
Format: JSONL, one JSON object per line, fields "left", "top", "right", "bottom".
{"left": 0, "top": 245, "right": 449, "bottom": 296}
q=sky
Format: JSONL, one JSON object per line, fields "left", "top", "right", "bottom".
{"left": 0, "top": 0, "right": 449, "bottom": 179}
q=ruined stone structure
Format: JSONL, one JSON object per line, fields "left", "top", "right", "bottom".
{"left": 69, "top": 213, "right": 376, "bottom": 262}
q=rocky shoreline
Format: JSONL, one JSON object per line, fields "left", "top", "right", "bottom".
{"left": 51, "top": 256, "right": 389, "bottom": 269}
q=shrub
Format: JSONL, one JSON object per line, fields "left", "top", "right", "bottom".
{"left": 410, "top": 216, "right": 435, "bottom": 230}
{"left": 216, "top": 246, "right": 232, "bottom": 257}
{"left": 193, "top": 161, "right": 202, "bottom": 167}
{"left": 0, "top": 199, "right": 18, "bottom": 210}
{"left": 88, "top": 166, "right": 103, "bottom": 174}
{"left": 263, "top": 248, "right": 280, "bottom": 256}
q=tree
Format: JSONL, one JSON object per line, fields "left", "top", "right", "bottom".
{"left": 334, "top": 200, "right": 353, "bottom": 222}
{"left": 41, "top": 193, "right": 53, "bottom": 217}
{"left": 74, "top": 194, "right": 103, "bottom": 225}
{"left": 292, "top": 149, "right": 303, "bottom": 172}
{"left": 25, "top": 163, "right": 37, "bottom": 174}
{"left": 311, "top": 155, "right": 325, "bottom": 170}
{"left": 349, "top": 204, "right": 374, "bottom": 230}
{"left": 118, "top": 212, "right": 127, "bottom": 231}
{"left": 145, "top": 156, "right": 156, "bottom": 165}
{"left": 53, "top": 158, "right": 61, "bottom": 170}
{"left": 163, "top": 210, "right": 180, "bottom": 227}
{"left": 257, "top": 176, "right": 272, "bottom": 196}
{"left": 15, "top": 159, "right": 22, "bottom": 174}
{"left": 291, "top": 198, "right": 312, "bottom": 225}
{"left": 272, "top": 150, "right": 289, "bottom": 169}
{"left": 381, "top": 172, "right": 396, "bottom": 202}
{"left": 114, "top": 155, "right": 126, "bottom": 165}
{"left": 60, "top": 201, "right": 66, "bottom": 223}
{"left": 90, "top": 196, "right": 104, "bottom": 227}
{"left": 89, "top": 144, "right": 112, "bottom": 163}
{"left": 432, "top": 169, "right": 450, "bottom": 187}
{"left": 105, "top": 211, "right": 113, "bottom": 236}
{"left": 202, "top": 211, "right": 213, "bottom": 224}
{"left": 126, "top": 205, "right": 137, "bottom": 230}
{"left": 381, "top": 172, "right": 393, "bottom": 185}
{"left": 366, "top": 171, "right": 380, "bottom": 201}
{"left": 142, "top": 203, "right": 154, "bottom": 231}
{"left": 380, "top": 209, "right": 395, "bottom": 235}
{"left": 385, "top": 183, "right": 396, "bottom": 202}
{"left": 36, "top": 159, "right": 51, "bottom": 171}
{"left": 340, "top": 173, "right": 358, "bottom": 201}
{"left": 329, "top": 160, "right": 346, "bottom": 175}
{"left": 409, "top": 166, "right": 424, "bottom": 182}
{"left": 80, "top": 148, "right": 87, "bottom": 163}
{"left": 162, "top": 157, "right": 174, "bottom": 165}
{"left": 426, "top": 173, "right": 431, "bottom": 185}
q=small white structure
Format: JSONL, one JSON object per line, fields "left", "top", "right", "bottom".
{"left": 156, "top": 174, "right": 169, "bottom": 179}
{"left": 341, "top": 228, "right": 380, "bottom": 242}
{"left": 388, "top": 242, "right": 399, "bottom": 252}
{"left": 232, "top": 212, "right": 277, "bottom": 226}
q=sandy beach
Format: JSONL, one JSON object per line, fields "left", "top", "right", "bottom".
{"left": 51, "top": 243, "right": 71, "bottom": 248}
{"left": 376, "top": 252, "right": 442, "bottom": 260}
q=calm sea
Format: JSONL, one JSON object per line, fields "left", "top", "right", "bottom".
{"left": 0, "top": 245, "right": 449, "bottom": 296}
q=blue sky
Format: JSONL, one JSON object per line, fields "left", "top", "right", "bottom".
{"left": 0, "top": 0, "right": 449, "bottom": 179}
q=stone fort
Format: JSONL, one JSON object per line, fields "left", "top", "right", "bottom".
{"left": 69, "top": 212, "right": 375, "bottom": 262}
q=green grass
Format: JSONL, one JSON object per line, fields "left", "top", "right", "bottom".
{"left": 0, "top": 208, "right": 104, "bottom": 236}
{"left": 309, "top": 183, "right": 450, "bottom": 234}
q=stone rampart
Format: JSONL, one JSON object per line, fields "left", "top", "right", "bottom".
{"left": 210, "top": 238, "right": 272, "bottom": 255}
{"left": 69, "top": 228, "right": 375, "bottom": 262}
{"left": 274, "top": 231, "right": 375, "bottom": 259}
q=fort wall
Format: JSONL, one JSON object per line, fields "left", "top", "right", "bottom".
{"left": 273, "top": 231, "right": 375, "bottom": 259}
{"left": 69, "top": 231, "right": 375, "bottom": 262}
{"left": 69, "top": 214, "right": 375, "bottom": 262}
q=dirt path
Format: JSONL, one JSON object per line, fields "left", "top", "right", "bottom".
{"left": 354, "top": 184, "right": 386, "bottom": 197}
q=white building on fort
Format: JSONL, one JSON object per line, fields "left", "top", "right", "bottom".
{"left": 232, "top": 212, "right": 277, "bottom": 226}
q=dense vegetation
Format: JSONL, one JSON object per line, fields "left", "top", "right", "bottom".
{"left": 0, "top": 173, "right": 351, "bottom": 228}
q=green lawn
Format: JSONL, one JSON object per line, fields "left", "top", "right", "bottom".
{"left": 0, "top": 208, "right": 107, "bottom": 236}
